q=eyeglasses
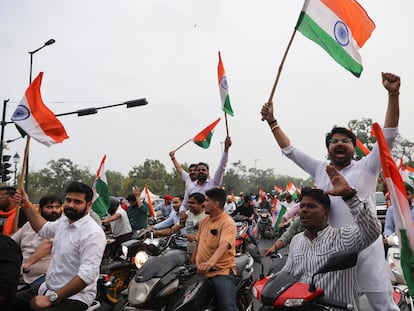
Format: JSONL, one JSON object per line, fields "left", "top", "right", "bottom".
{"left": 328, "top": 138, "right": 353, "bottom": 145}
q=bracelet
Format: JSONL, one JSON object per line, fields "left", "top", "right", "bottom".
{"left": 170, "top": 157, "right": 175, "bottom": 161}
{"left": 21, "top": 202, "right": 33, "bottom": 209}
{"left": 268, "top": 119, "right": 277, "bottom": 126}
{"left": 389, "top": 92, "right": 400, "bottom": 96}
{"left": 271, "top": 124, "right": 280, "bottom": 131}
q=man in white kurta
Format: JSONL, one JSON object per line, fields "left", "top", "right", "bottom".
{"left": 260, "top": 72, "right": 401, "bottom": 311}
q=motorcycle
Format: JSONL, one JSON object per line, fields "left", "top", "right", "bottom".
{"left": 257, "top": 208, "right": 274, "bottom": 240}
{"left": 233, "top": 214, "right": 257, "bottom": 256}
{"left": 386, "top": 234, "right": 413, "bottom": 309}
{"left": 170, "top": 244, "right": 259, "bottom": 311}
{"left": 103, "top": 229, "right": 185, "bottom": 305}
{"left": 113, "top": 249, "right": 188, "bottom": 310}
{"left": 252, "top": 250, "right": 358, "bottom": 310}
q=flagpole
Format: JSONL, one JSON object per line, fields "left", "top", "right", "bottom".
{"left": 173, "top": 138, "right": 192, "bottom": 153}
{"left": 262, "top": 28, "right": 297, "bottom": 121}
{"left": 12, "top": 136, "right": 30, "bottom": 233}
{"left": 224, "top": 112, "right": 229, "bottom": 137}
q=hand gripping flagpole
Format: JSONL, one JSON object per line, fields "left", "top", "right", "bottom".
{"left": 12, "top": 136, "right": 31, "bottom": 233}
{"left": 262, "top": 28, "right": 297, "bottom": 121}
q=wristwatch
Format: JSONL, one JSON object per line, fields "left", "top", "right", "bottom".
{"left": 48, "top": 292, "right": 58, "bottom": 304}
{"left": 342, "top": 187, "right": 357, "bottom": 201}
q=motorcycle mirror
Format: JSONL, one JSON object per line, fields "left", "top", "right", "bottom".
{"left": 309, "top": 250, "right": 358, "bottom": 292}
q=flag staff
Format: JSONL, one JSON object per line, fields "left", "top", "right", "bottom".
{"left": 172, "top": 139, "right": 192, "bottom": 153}
{"left": 224, "top": 113, "right": 229, "bottom": 137}
{"left": 12, "top": 136, "right": 30, "bottom": 233}
{"left": 262, "top": 28, "right": 297, "bottom": 120}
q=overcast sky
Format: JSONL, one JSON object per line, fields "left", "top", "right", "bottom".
{"left": 1, "top": 0, "right": 413, "bottom": 181}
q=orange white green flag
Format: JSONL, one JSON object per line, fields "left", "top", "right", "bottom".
{"left": 92, "top": 155, "right": 110, "bottom": 218}
{"left": 145, "top": 185, "right": 156, "bottom": 218}
{"left": 355, "top": 137, "right": 370, "bottom": 157}
{"left": 218, "top": 51, "right": 234, "bottom": 116}
{"left": 372, "top": 122, "right": 414, "bottom": 297}
{"left": 295, "top": 0, "right": 375, "bottom": 77}
{"left": 193, "top": 118, "right": 221, "bottom": 149}
{"left": 11, "top": 72, "right": 68, "bottom": 146}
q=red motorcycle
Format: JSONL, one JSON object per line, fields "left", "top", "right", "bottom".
{"left": 233, "top": 214, "right": 256, "bottom": 255}
{"left": 252, "top": 250, "right": 357, "bottom": 310}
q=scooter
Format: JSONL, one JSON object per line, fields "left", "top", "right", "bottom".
{"left": 233, "top": 214, "right": 257, "bottom": 256}
{"left": 170, "top": 245, "right": 258, "bottom": 311}
{"left": 257, "top": 208, "right": 274, "bottom": 240}
{"left": 252, "top": 250, "right": 357, "bottom": 310}
{"left": 386, "top": 234, "right": 414, "bottom": 309}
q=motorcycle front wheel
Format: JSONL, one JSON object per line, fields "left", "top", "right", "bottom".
{"left": 104, "top": 269, "right": 132, "bottom": 305}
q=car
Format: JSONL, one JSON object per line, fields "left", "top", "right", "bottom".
{"left": 375, "top": 191, "right": 387, "bottom": 229}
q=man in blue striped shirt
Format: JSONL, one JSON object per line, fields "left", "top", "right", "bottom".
{"left": 282, "top": 165, "right": 381, "bottom": 309}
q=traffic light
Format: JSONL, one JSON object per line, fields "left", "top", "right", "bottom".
{"left": 1, "top": 155, "right": 12, "bottom": 182}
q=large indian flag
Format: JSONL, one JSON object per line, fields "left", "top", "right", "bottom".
{"left": 11, "top": 72, "right": 68, "bottom": 146}
{"left": 373, "top": 123, "right": 414, "bottom": 297}
{"left": 296, "top": 0, "right": 375, "bottom": 77}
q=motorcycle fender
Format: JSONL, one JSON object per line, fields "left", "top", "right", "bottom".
{"left": 173, "top": 277, "right": 214, "bottom": 311}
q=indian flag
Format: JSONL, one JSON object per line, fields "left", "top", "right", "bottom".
{"left": 373, "top": 123, "right": 414, "bottom": 297}
{"left": 92, "top": 155, "right": 110, "bottom": 218}
{"left": 193, "top": 118, "right": 221, "bottom": 149}
{"left": 355, "top": 137, "right": 370, "bottom": 157}
{"left": 295, "top": 0, "right": 375, "bottom": 77}
{"left": 218, "top": 51, "right": 234, "bottom": 116}
{"left": 286, "top": 182, "right": 296, "bottom": 195}
{"left": 400, "top": 163, "right": 414, "bottom": 187}
{"left": 11, "top": 72, "right": 69, "bottom": 146}
{"left": 145, "top": 185, "right": 156, "bottom": 218}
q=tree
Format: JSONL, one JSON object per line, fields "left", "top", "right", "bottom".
{"left": 27, "top": 158, "right": 93, "bottom": 202}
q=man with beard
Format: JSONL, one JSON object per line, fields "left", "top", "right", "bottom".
{"left": 13, "top": 182, "right": 106, "bottom": 311}
{"left": 12, "top": 195, "right": 62, "bottom": 288}
{"left": 260, "top": 72, "right": 400, "bottom": 310}
{"left": 180, "top": 136, "right": 232, "bottom": 215}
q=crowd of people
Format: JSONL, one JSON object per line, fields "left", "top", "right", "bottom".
{"left": 0, "top": 71, "right": 408, "bottom": 311}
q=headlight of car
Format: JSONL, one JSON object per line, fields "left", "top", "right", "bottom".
{"left": 134, "top": 251, "right": 149, "bottom": 269}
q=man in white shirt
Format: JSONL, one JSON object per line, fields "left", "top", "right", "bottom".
{"left": 12, "top": 195, "right": 62, "bottom": 287}
{"left": 13, "top": 181, "right": 106, "bottom": 311}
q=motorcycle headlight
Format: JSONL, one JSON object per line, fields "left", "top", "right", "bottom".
{"left": 134, "top": 251, "right": 149, "bottom": 269}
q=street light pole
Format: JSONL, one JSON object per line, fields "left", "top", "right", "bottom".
{"left": 254, "top": 158, "right": 260, "bottom": 192}
{"left": 25, "top": 39, "right": 56, "bottom": 191}
{"left": 12, "top": 152, "right": 20, "bottom": 186}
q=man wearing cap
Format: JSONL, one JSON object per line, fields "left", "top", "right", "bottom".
{"left": 154, "top": 195, "right": 173, "bottom": 218}
{"left": 260, "top": 72, "right": 401, "bottom": 311}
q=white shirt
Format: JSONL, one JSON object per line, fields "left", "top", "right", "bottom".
{"left": 224, "top": 201, "right": 236, "bottom": 214}
{"left": 107, "top": 206, "right": 132, "bottom": 237}
{"left": 281, "top": 127, "right": 398, "bottom": 292}
{"left": 38, "top": 214, "right": 106, "bottom": 306}
{"left": 12, "top": 222, "right": 52, "bottom": 284}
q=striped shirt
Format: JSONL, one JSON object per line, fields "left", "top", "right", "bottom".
{"left": 282, "top": 195, "right": 381, "bottom": 310}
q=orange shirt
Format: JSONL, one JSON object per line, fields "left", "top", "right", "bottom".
{"left": 195, "top": 211, "right": 236, "bottom": 278}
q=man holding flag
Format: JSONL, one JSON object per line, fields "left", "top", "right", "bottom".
{"left": 260, "top": 72, "right": 401, "bottom": 310}
{"left": 177, "top": 136, "right": 232, "bottom": 214}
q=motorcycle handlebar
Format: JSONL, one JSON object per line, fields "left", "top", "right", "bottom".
{"left": 318, "top": 297, "right": 354, "bottom": 310}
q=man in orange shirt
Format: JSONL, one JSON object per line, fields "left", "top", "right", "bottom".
{"left": 192, "top": 187, "right": 236, "bottom": 311}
